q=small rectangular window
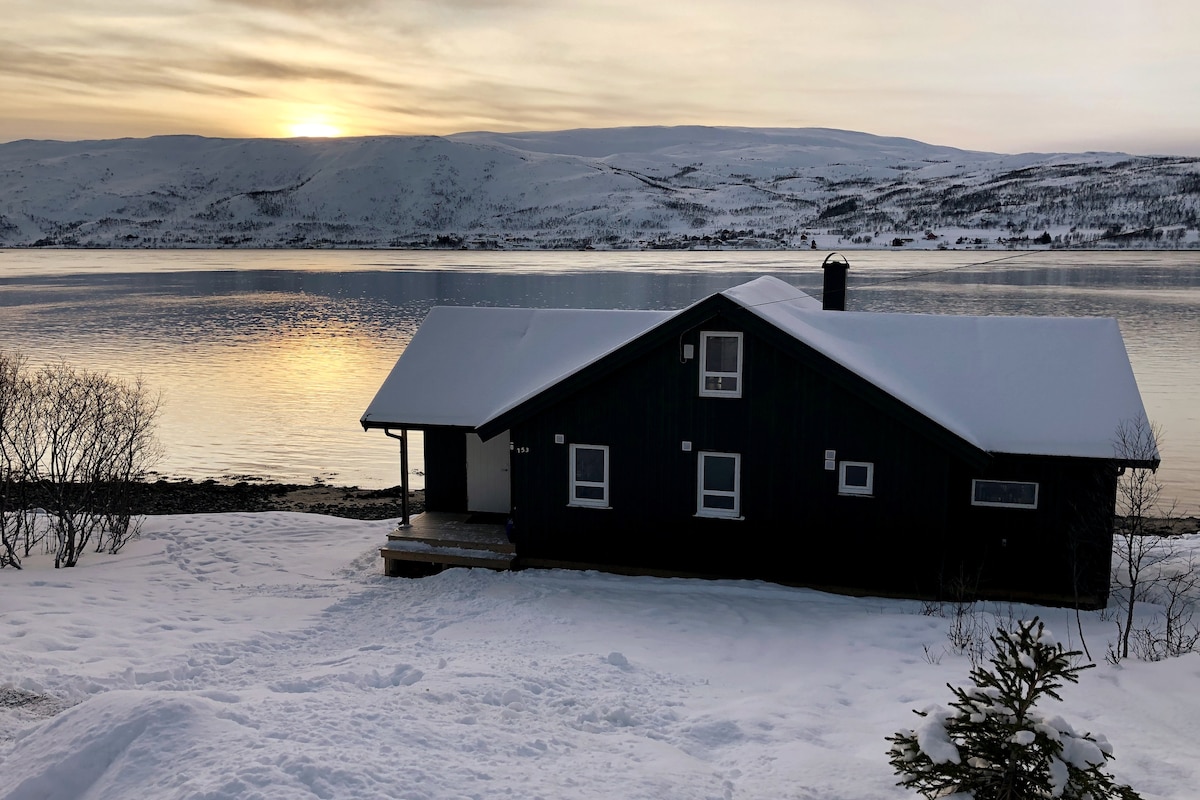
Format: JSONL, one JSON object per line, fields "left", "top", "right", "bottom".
{"left": 699, "top": 331, "right": 743, "bottom": 397}
{"left": 570, "top": 444, "right": 609, "bottom": 507}
{"left": 839, "top": 461, "right": 874, "bottom": 496}
{"left": 698, "top": 451, "right": 741, "bottom": 518}
{"left": 971, "top": 479, "right": 1038, "bottom": 509}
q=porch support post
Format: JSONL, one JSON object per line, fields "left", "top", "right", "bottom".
{"left": 384, "top": 428, "right": 412, "bottom": 528}
{"left": 400, "top": 428, "right": 411, "bottom": 527}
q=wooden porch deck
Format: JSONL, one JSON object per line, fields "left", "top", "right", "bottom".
{"left": 381, "top": 511, "right": 515, "bottom": 576}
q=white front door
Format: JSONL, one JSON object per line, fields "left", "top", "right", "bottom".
{"left": 466, "top": 431, "right": 511, "bottom": 514}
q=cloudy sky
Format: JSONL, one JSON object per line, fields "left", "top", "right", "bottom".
{"left": 3, "top": 0, "right": 1197, "bottom": 155}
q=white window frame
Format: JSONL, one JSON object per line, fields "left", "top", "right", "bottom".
{"left": 697, "top": 451, "right": 741, "bottom": 518}
{"left": 699, "top": 331, "right": 743, "bottom": 398}
{"left": 838, "top": 461, "right": 874, "bottom": 496}
{"left": 971, "top": 479, "right": 1039, "bottom": 509}
{"left": 569, "top": 444, "right": 609, "bottom": 508}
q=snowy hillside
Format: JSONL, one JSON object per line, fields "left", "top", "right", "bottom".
{"left": 2, "top": 512, "right": 1198, "bottom": 799}
{"left": 1, "top": 126, "right": 1198, "bottom": 250}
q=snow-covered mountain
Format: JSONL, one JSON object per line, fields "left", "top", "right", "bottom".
{"left": 1, "top": 126, "right": 1198, "bottom": 249}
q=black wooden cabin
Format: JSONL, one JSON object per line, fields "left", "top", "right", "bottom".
{"left": 363, "top": 274, "right": 1158, "bottom": 608}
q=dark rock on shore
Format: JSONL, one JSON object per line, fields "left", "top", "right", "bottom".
{"left": 126, "top": 479, "right": 424, "bottom": 520}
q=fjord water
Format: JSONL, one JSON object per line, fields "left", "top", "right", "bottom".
{"left": 1, "top": 249, "right": 1198, "bottom": 509}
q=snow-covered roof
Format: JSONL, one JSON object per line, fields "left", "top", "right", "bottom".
{"left": 361, "top": 306, "right": 672, "bottom": 428}
{"left": 725, "top": 278, "right": 1153, "bottom": 460}
{"left": 719, "top": 275, "right": 823, "bottom": 310}
{"left": 362, "top": 276, "right": 1153, "bottom": 461}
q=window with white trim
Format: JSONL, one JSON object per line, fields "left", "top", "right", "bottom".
{"left": 839, "top": 461, "right": 874, "bottom": 496}
{"left": 569, "top": 444, "right": 609, "bottom": 507}
{"left": 971, "top": 479, "right": 1038, "bottom": 509}
{"left": 699, "top": 331, "right": 743, "bottom": 397}
{"left": 697, "top": 451, "right": 741, "bottom": 518}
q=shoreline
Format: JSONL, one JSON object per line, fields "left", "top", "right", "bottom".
{"left": 122, "top": 478, "right": 423, "bottom": 520}
{"left": 15, "top": 476, "right": 1195, "bottom": 531}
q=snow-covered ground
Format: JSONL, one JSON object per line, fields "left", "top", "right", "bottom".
{"left": 2, "top": 512, "right": 1199, "bottom": 799}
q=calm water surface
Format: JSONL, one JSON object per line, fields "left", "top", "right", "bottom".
{"left": 1, "top": 249, "right": 1197, "bottom": 508}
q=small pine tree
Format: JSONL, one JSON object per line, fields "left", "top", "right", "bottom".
{"left": 887, "top": 617, "right": 1141, "bottom": 800}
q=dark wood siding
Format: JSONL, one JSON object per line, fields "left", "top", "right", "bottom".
{"left": 944, "top": 455, "right": 1118, "bottom": 606}
{"left": 507, "top": 311, "right": 1117, "bottom": 606}
{"left": 509, "top": 311, "right": 947, "bottom": 592}
{"left": 423, "top": 428, "right": 467, "bottom": 512}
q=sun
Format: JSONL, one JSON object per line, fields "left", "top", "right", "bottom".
{"left": 288, "top": 120, "right": 343, "bottom": 138}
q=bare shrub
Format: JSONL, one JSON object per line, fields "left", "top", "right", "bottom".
{"left": 0, "top": 352, "right": 32, "bottom": 568}
{"left": 941, "top": 569, "right": 991, "bottom": 668}
{"left": 91, "top": 375, "right": 162, "bottom": 554}
{"left": 0, "top": 354, "right": 161, "bottom": 569}
{"left": 1128, "top": 548, "right": 1200, "bottom": 662}
{"left": 1107, "top": 417, "right": 1199, "bottom": 662}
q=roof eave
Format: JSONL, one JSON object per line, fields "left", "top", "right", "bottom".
{"left": 1117, "top": 456, "right": 1162, "bottom": 470}
{"left": 361, "top": 416, "right": 477, "bottom": 433}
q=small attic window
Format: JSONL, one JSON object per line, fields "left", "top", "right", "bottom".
{"left": 699, "top": 332, "right": 743, "bottom": 398}
{"left": 971, "top": 479, "right": 1038, "bottom": 509}
{"left": 839, "top": 461, "right": 874, "bottom": 496}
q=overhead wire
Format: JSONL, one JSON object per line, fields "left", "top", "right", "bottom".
{"left": 742, "top": 248, "right": 1057, "bottom": 308}
{"left": 838, "top": 249, "right": 1041, "bottom": 294}
{"left": 790, "top": 225, "right": 1156, "bottom": 304}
